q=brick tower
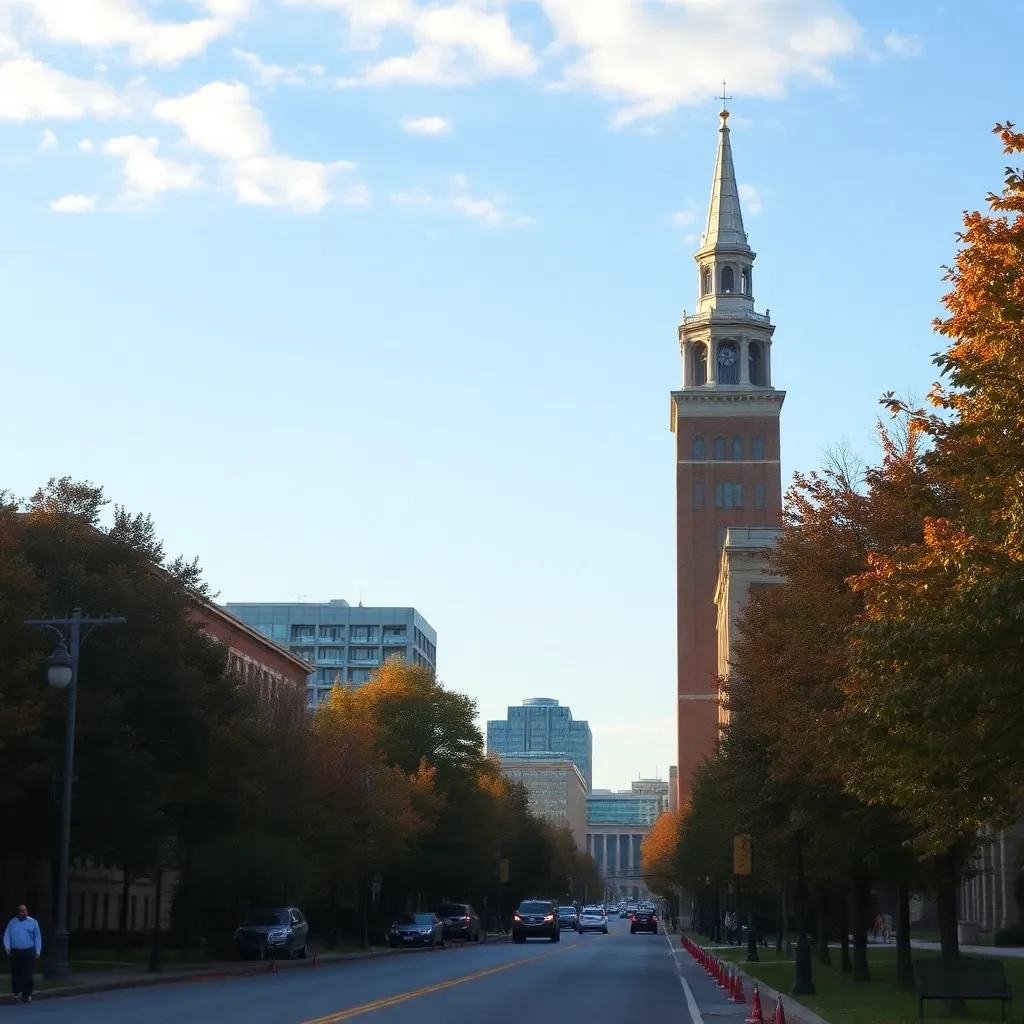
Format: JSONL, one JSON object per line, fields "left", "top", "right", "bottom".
{"left": 670, "top": 105, "right": 785, "bottom": 803}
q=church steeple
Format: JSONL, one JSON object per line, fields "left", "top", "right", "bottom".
{"left": 677, "top": 103, "right": 776, "bottom": 390}
{"left": 699, "top": 108, "right": 750, "bottom": 255}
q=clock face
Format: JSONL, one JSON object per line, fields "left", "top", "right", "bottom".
{"left": 718, "top": 347, "right": 737, "bottom": 366}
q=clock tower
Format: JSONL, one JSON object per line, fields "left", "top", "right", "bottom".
{"left": 670, "top": 106, "right": 785, "bottom": 802}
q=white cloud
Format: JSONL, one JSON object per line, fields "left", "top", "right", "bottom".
{"left": 4, "top": 0, "right": 251, "bottom": 66}
{"left": 392, "top": 174, "right": 530, "bottom": 228}
{"left": 0, "top": 57, "right": 125, "bottom": 120}
{"left": 232, "top": 48, "right": 316, "bottom": 87}
{"left": 539, "top": 0, "right": 864, "bottom": 125}
{"left": 49, "top": 192, "right": 95, "bottom": 212}
{"left": 103, "top": 134, "right": 201, "bottom": 207}
{"left": 288, "top": 0, "right": 537, "bottom": 86}
{"left": 671, "top": 210, "right": 695, "bottom": 227}
{"left": 883, "top": 31, "right": 924, "bottom": 58}
{"left": 77, "top": 137, "right": 93, "bottom": 151}
{"left": 38, "top": 127, "right": 57, "bottom": 150}
{"left": 401, "top": 114, "right": 451, "bottom": 135}
{"left": 156, "top": 81, "right": 364, "bottom": 212}
{"left": 738, "top": 184, "right": 762, "bottom": 214}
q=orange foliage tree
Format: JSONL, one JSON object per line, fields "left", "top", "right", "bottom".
{"left": 640, "top": 807, "right": 686, "bottom": 899}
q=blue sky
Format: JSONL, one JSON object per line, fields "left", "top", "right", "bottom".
{"left": 2, "top": 0, "right": 1019, "bottom": 790}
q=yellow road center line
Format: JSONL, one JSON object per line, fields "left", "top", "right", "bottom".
{"left": 301, "top": 945, "right": 577, "bottom": 1024}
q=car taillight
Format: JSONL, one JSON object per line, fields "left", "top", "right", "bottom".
{"left": 652, "top": 916, "right": 658, "bottom": 922}
{"left": 461, "top": 916, "right": 471, "bottom": 922}
{"left": 631, "top": 915, "right": 637, "bottom": 922}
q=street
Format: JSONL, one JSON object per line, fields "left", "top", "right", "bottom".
{"left": 17, "top": 923, "right": 752, "bottom": 1024}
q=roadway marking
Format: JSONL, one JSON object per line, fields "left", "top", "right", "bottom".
{"left": 300, "top": 944, "right": 577, "bottom": 1024}
{"left": 665, "top": 932, "right": 706, "bottom": 1024}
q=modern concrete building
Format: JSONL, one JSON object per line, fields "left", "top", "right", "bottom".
{"left": 671, "top": 104, "right": 785, "bottom": 805}
{"left": 586, "top": 781, "right": 670, "bottom": 901}
{"left": 499, "top": 755, "right": 588, "bottom": 851}
{"left": 224, "top": 600, "right": 437, "bottom": 707}
{"left": 714, "top": 527, "right": 784, "bottom": 729}
{"left": 487, "top": 698, "right": 593, "bottom": 791}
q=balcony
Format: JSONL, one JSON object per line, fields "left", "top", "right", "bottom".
{"left": 382, "top": 634, "right": 407, "bottom": 645}
{"left": 679, "top": 308, "right": 771, "bottom": 326}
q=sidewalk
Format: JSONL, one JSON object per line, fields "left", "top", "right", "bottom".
{"left": 910, "top": 939, "right": 1024, "bottom": 959}
{"left": 1, "top": 936, "right": 510, "bottom": 1007}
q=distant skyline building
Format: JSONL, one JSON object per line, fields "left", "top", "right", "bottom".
{"left": 224, "top": 599, "right": 437, "bottom": 707}
{"left": 486, "top": 698, "right": 593, "bottom": 791}
{"left": 499, "top": 755, "right": 588, "bottom": 851}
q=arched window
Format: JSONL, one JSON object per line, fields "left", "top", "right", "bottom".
{"left": 753, "top": 435, "right": 765, "bottom": 461}
{"left": 692, "top": 435, "right": 705, "bottom": 460}
{"left": 741, "top": 267, "right": 751, "bottom": 296}
{"left": 714, "top": 435, "right": 726, "bottom": 460}
{"left": 701, "top": 266, "right": 712, "bottom": 296}
{"left": 721, "top": 265, "right": 735, "bottom": 293}
{"left": 733, "top": 436, "right": 743, "bottom": 460}
{"left": 693, "top": 343, "right": 708, "bottom": 386}
{"left": 748, "top": 341, "right": 763, "bottom": 386}
{"left": 717, "top": 340, "right": 739, "bottom": 384}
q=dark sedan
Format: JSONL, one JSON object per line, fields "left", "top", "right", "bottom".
{"left": 233, "top": 907, "right": 309, "bottom": 960}
{"left": 630, "top": 908, "right": 658, "bottom": 934}
{"left": 387, "top": 913, "right": 445, "bottom": 948}
{"left": 512, "top": 900, "right": 559, "bottom": 943}
{"left": 437, "top": 903, "right": 481, "bottom": 942}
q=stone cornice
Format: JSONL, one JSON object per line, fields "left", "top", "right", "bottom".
{"left": 670, "top": 389, "right": 785, "bottom": 430}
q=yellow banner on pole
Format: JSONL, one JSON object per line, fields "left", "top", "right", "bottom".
{"left": 733, "top": 834, "right": 752, "bottom": 876}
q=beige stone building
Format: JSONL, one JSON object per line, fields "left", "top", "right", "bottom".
{"left": 499, "top": 755, "right": 588, "bottom": 852}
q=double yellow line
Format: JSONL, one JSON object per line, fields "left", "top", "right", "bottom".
{"left": 301, "top": 945, "right": 576, "bottom": 1024}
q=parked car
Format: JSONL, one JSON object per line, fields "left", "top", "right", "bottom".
{"left": 557, "top": 906, "right": 578, "bottom": 930}
{"left": 512, "top": 899, "right": 560, "bottom": 943}
{"left": 387, "top": 913, "right": 445, "bottom": 948}
{"left": 630, "top": 908, "right": 658, "bottom": 935}
{"left": 437, "top": 903, "right": 481, "bottom": 942}
{"left": 233, "top": 907, "right": 309, "bottom": 960}
{"left": 577, "top": 906, "right": 608, "bottom": 934}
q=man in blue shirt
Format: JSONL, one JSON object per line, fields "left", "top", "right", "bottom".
{"left": 3, "top": 904, "right": 42, "bottom": 1003}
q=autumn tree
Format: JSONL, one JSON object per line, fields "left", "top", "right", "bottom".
{"left": 641, "top": 807, "right": 685, "bottom": 899}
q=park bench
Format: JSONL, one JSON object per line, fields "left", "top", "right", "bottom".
{"left": 916, "top": 954, "right": 1012, "bottom": 1024}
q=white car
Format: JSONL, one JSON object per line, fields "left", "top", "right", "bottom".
{"left": 577, "top": 905, "right": 608, "bottom": 934}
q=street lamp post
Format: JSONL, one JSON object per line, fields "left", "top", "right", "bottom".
{"left": 25, "top": 608, "right": 125, "bottom": 978}
{"left": 791, "top": 835, "right": 815, "bottom": 995}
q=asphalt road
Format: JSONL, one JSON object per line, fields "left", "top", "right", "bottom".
{"left": 19, "top": 922, "right": 752, "bottom": 1024}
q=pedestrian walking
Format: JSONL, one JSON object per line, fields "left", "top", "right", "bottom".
{"left": 3, "top": 903, "right": 42, "bottom": 1003}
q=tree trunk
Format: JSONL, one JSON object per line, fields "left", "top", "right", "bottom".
{"left": 118, "top": 871, "right": 134, "bottom": 950}
{"left": 894, "top": 885, "right": 915, "bottom": 990}
{"left": 148, "top": 866, "right": 163, "bottom": 973}
{"left": 783, "top": 883, "right": 792, "bottom": 959}
{"left": 839, "top": 885, "right": 852, "bottom": 974}
{"left": 775, "top": 887, "right": 783, "bottom": 953}
{"left": 852, "top": 871, "right": 871, "bottom": 982}
{"left": 816, "top": 882, "right": 832, "bottom": 966}
{"left": 937, "top": 848, "right": 961, "bottom": 961}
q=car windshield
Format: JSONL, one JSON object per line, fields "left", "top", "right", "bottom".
{"left": 437, "top": 905, "right": 467, "bottom": 917}
{"left": 244, "top": 910, "right": 288, "bottom": 926}
{"left": 558, "top": 907, "right": 575, "bottom": 915}
{"left": 518, "top": 902, "right": 551, "bottom": 914}
{"left": 414, "top": 914, "right": 434, "bottom": 924}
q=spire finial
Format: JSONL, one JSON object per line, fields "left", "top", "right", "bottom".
{"left": 718, "top": 80, "right": 731, "bottom": 123}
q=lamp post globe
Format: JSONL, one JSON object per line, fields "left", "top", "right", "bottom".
{"left": 47, "top": 642, "right": 73, "bottom": 689}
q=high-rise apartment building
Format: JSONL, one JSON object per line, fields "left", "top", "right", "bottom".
{"left": 224, "top": 599, "right": 437, "bottom": 707}
{"left": 486, "top": 698, "right": 593, "bottom": 791}
{"left": 499, "top": 756, "right": 588, "bottom": 851}
{"left": 671, "top": 104, "right": 785, "bottom": 803}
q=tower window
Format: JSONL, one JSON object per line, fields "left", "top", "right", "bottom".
{"left": 749, "top": 341, "right": 764, "bottom": 386}
{"left": 732, "top": 436, "right": 743, "bottom": 460}
{"left": 753, "top": 435, "right": 765, "bottom": 461}
{"left": 701, "top": 267, "right": 712, "bottom": 296}
{"left": 692, "top": 435, "right": 705, "bottom": 460}
{"left": 717, "top": 341, "right": 739, "bottom": 384}
{"left": 693, "top": 483, "right": 706, "bottom": 508}
{"left": 721, "top": 265, "right": 735, "bottom": 293}
{"left": 741, "top": 267, "right": 751, "bottom": 296}
{"left": 754, "top": 483, "right": 766, "bottom": 508}
{"left": 713, "top": 435, "right": 726, "bottom": 460}
{"left": 715, "top": 482, "right": 744, "bottom": 508}
{"left": 693, "top": 343, "right": 708, "bottom": 386}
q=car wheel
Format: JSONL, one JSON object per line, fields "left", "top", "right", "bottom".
{"left": 439, "top": 936, "right": 445, "bottom": 949}
{"left": 603, "top": 927, "right": 608, "bottom": 934}
{"left": 513, "top": 933, "right": 524, "bottom": 944}
{"left": 473, "top": 927, "right": 480, "bottom": 942}
{"left": 299, "top": 943, "right": 309, "bottom": 959}
{"left": 653, "top": 927, "right": 658, "bottom": 935}
{"left": 630, "top": 928, "right": 636, "bottom": 935}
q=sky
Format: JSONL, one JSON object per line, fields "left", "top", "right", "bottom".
{"left": 1, "top": 0, "right": 1021, "bottom": 791}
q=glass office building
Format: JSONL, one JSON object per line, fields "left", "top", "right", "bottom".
{"left": 224, "top": 599, "right": 436, "bottom": 708}
{"left": 486, "top": 698, "right": 593, "bottom": 791}
{"left": 586, "top": 779, "right": 669, "bottom": 827}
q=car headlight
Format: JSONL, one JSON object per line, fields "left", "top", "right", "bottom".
{"left": 268, "top": 929, "right": 288, "bottom": 940}
{"left": 544, "top": 915, "right": 554, "bottom": 922}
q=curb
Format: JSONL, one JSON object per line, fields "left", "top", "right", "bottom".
{"left": 0, "top": 940, "right": 506, "bottom": 1007}
{"left": 732, "top": 966, "right": 831, "bottom": 1024}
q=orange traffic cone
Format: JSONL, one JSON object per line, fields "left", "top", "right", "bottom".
{"left": 269, "top": 958, "right": 278, "bottom": 974}
{"left": 733, "top": 972, "right": 746, "bottom": 1004}
{"left": 745, "top": 981, "right": 763, "bottom": 1024}
{"left": 313, "top": 953, "right": 319, "bottom": 968}
{"left": 773, "top": 992, "right": 786, "bottom": 1024}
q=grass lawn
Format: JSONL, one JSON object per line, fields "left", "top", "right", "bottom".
{"left": 716, "top": 944, "right": 1021, "bottom": 1024}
